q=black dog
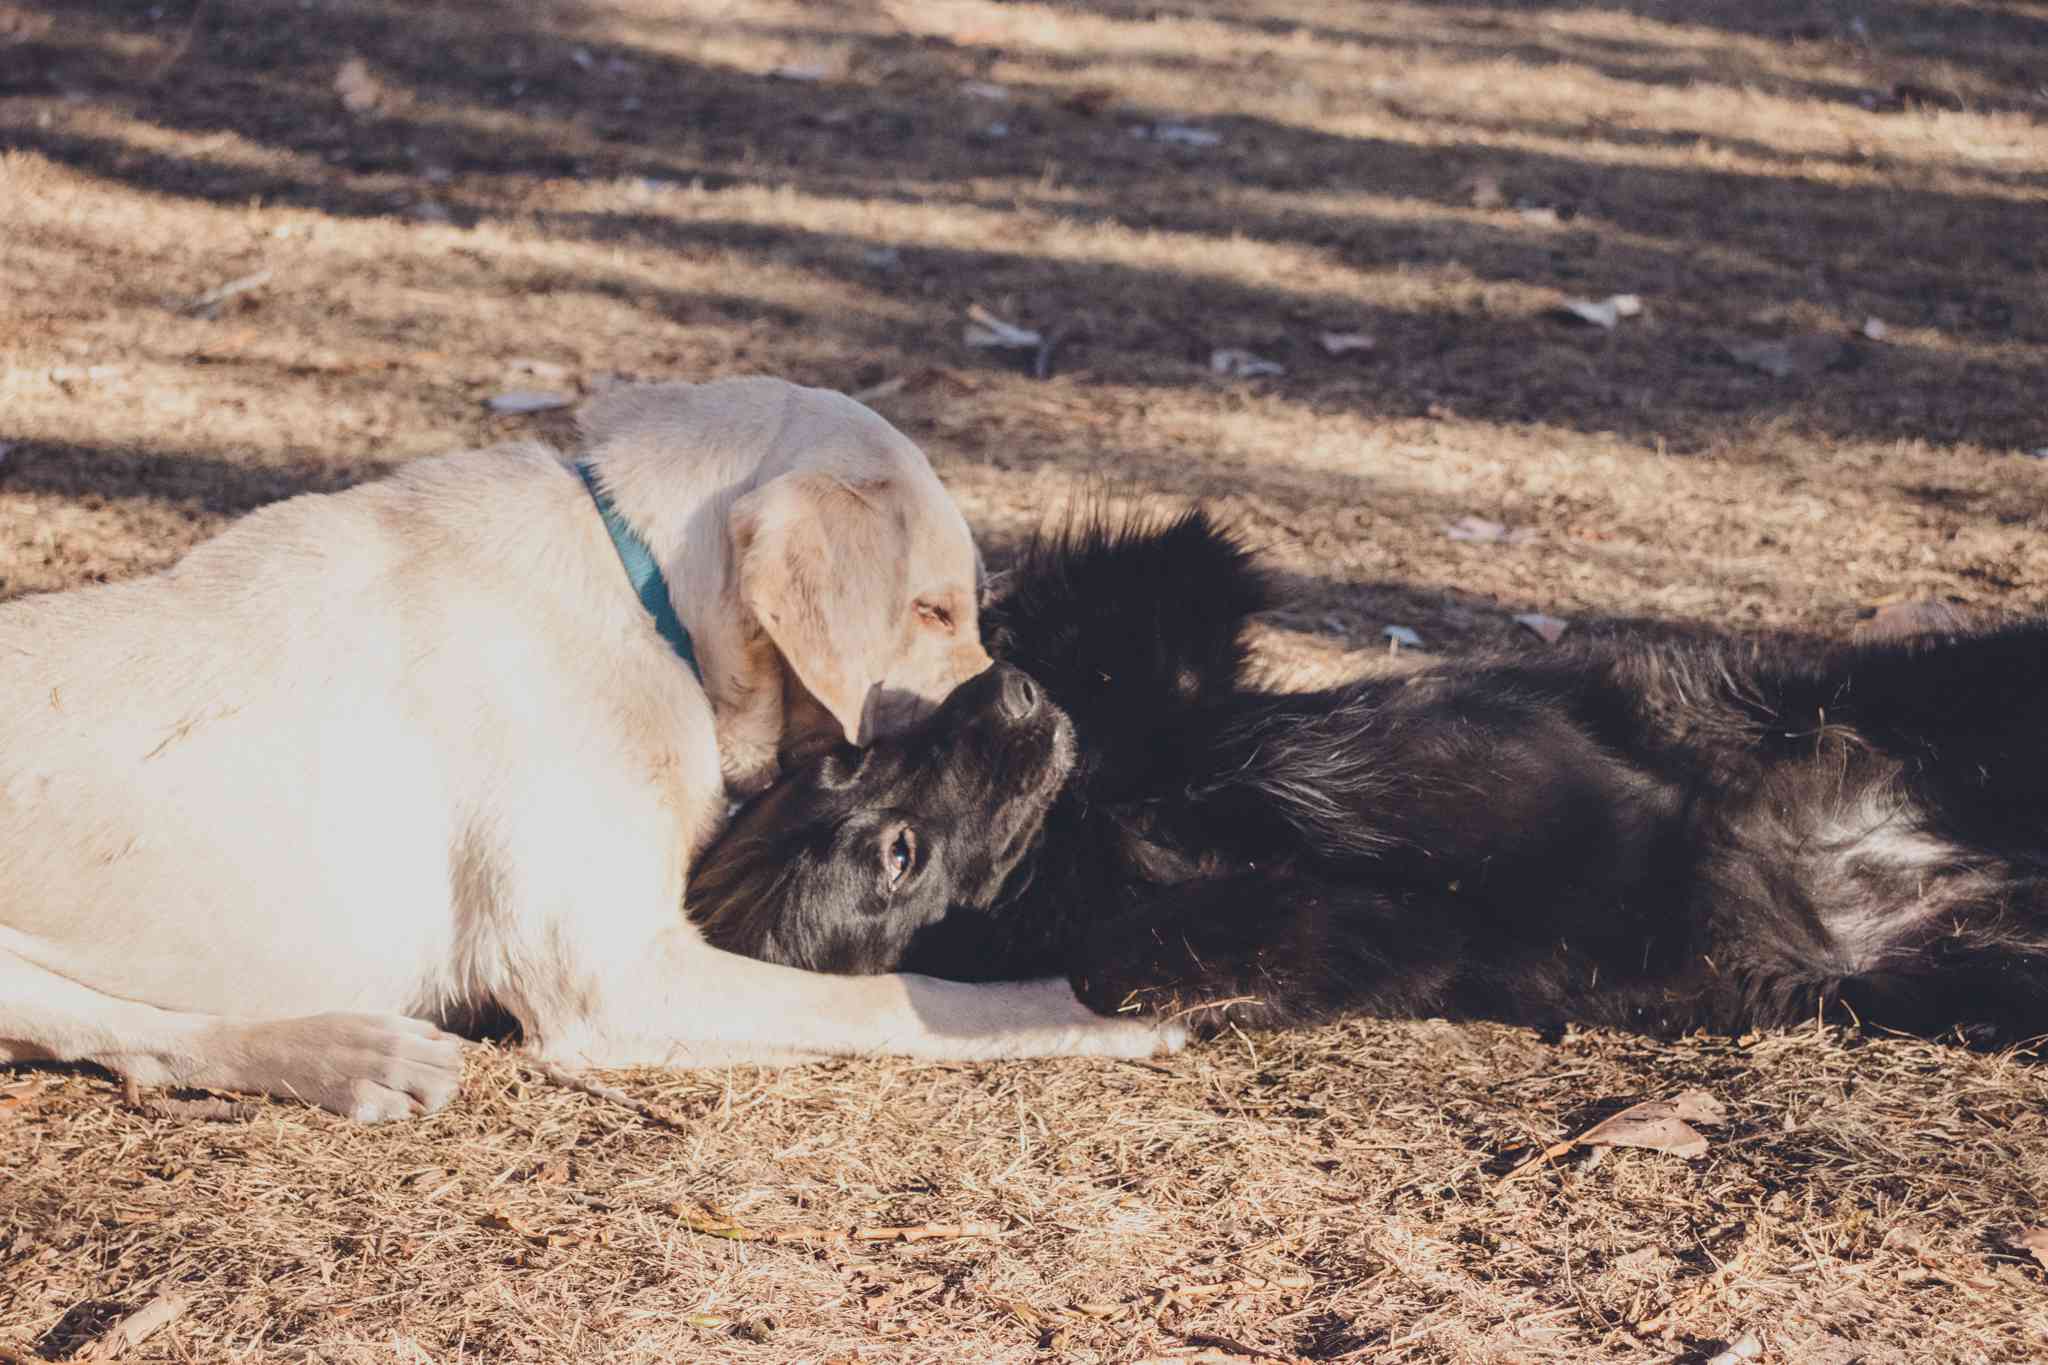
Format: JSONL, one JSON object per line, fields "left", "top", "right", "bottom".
{"left": 687, "top": 660, "right": 1075, "bottom": 973}
{"left": 694, "top": 512, "right": 2048, "bottom": 1045}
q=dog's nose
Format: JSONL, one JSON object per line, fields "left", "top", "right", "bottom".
{"left": 997, "top": 667, "right": 1039, "bottom": 721}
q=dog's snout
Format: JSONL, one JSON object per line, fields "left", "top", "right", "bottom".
{"left": 998, "top": 667, "right": 1039, "bottom": 721}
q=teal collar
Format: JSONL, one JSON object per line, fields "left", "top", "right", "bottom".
{"left": 574, "top": 461, "right": 703, "bottom": 683}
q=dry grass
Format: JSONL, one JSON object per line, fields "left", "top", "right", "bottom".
{"left": 4, "top": 0, "right": 2048, "bottom": 1359}
{"left": 10, "top": 1029, "right": 2048, "bottom": 1364}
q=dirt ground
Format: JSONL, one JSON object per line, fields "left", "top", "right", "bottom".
{"left": 3, "top": 0, "right": 2047, "bottom": 1360}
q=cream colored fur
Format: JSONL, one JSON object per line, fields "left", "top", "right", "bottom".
{"left": 0, "top": 378, "right": 1178, "bottom": 1121}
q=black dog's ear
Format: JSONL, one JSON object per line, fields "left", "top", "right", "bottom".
{"left": 984, "top": 507, "right": 1268, "bottom": 787}
{"left": 987, "top": 506, "right": 1268, "bottom": 694}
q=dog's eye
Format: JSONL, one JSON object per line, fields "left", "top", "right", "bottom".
{"left": 914, "top": 599, "right": 954, "bottom": 631}
{"left": 882, "top": 825, "right": 918, "bottom": 888}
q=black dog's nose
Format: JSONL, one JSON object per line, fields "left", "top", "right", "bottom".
{"left": 997, "top": 667, "right": 1039, "bottom": 721}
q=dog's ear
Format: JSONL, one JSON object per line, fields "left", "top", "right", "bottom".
{"left": 989, "top": 507, "right": 1267, "bottom": 703}
{"left": 983, "top": 508, "right": 1266, "bottom": 795}
{"left": 731, "top": 472, "right": 903, "bottom": 746}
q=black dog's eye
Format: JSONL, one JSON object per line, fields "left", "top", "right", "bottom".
{"left": 882, "top": 825, "right": 918, "bottom": 888}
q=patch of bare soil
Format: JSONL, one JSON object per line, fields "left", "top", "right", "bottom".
{"left": 4, "top": 1, "right": 2047, "bottom": 1360}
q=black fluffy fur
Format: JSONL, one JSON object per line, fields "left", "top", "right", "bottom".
{"left": 697, "top": 511, "right": 2048, "bottom": 1046}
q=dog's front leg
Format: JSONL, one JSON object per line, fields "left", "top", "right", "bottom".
{"left": 0, "top": 942, "right": 465, "bottom": 1121}
{"left": 537, "top": 927, "right": 1184, "bottom": 1070}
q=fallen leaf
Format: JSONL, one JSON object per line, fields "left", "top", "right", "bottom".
{"left": 628, "top": 176, "right": 683, "bottom": 201}
{"left": 334, "top": 55, "right": 383, "bottom": 114}
{"left": 0, "top": 1079, "right": 51, "bottom": 1117}
{"left": 1706, "top": 1334, "right": 1763, "bottom": 1365}
{"left": 1576, "top": 1090, "right": 1726, "bottom": 1159}
{"left": 1727, "top": 339, "right": 1796, "bottom": 378}
{"left": 1555, "top": 294, "right": 1641, "bottom": 329}
{"left": 964, "top": 305, "right": 1042, "bottom": 349}
{"left": 1514, "top": 612, "right": 1570, "bottom": 644}
{"left": 849, "top": 375, "right": 907, "bottom": 403}
{"left": 1318, "top": 331, "right": 1375, "bottom": 356}
{"left": 506, "top": 357, "right": 570, "bottom": 383}
{"left": 1505, "top": 1090, "right": 1725, "bottom": 1178}
{"left": 1133, "top": 122, "right": 1223, "bottom": 147}
{"left": 184, "top": 269, "right": 273, "bottom": 316}
{"left": 78, "top": 1292, "right": 189, "bottom": 1360}
{"left": 1449, "top": 515, "right": 1515, "bottom": 540}
{"left": 47, "top": 364, "right": 125, "bottom": 385}
{"left": 1560, "top": 299, "right": 1620, "bottom": 329}
{"left": 485, "top": 390, "right": 574, "bottom": 414}
{"left": 2017, "top": 1226, "right": 2048, "bottom": 1271}
{"left": 1883, "top": 1229, "right": 2003, "bottom": 1295}
{"left": 1209, "top": 348, "right": 1284, "bottom": 378}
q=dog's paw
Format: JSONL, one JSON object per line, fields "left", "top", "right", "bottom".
{"left": 1090, "top": 1012, "right": 1186, "bottom": 1059}
{"left": 214, "top": 1012, "right": 467, "bottom": 1122}
{"left": 1051, "top": 991, "right": 1186, "bottom": 1060}
{"left": 314, "top": 1013, "right": 467, "bottom": 1121}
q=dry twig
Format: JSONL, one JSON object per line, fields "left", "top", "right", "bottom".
{"left": 853, "top": 1222, "right": 1003, "bottom": 1244}
{"left": 138, "top": 1096, "right": 260, "bottom": 1122}
{"left": 668, "top": 1204, "right": 1003, "bottom": 1245}
{"left": 529, "top": 1059, "right": 690, "bottom": 1133}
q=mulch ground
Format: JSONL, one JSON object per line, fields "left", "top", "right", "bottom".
{"left": 4, "top": 0, "right": 2047, "bottom": 1360}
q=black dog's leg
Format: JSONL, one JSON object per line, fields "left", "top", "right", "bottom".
{"left": 1067, "top": 875, "right": 1468, "bottom": 1034}
{"left": 1834, "top": 920, "right": 2048, "bottom": 1045}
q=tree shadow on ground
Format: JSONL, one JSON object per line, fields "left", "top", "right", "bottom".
{"left": 6, "top": 1, "right": 2043, "bottom": 457}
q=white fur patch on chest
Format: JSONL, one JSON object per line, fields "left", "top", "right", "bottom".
{"left": 1806, "top": 790, "right": 1969, "bottom": 973}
